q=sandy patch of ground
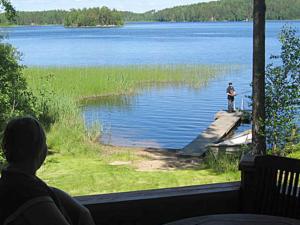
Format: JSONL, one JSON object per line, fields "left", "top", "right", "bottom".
{"left": 101, "top": 145, "right": 203, "bottom": 171}
{"left": 135, "top": 148, "right": 202, "bottom": 171}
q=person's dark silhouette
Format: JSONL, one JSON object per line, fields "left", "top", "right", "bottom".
{"left": 0, "top": 117, "right": 95, "bottom": 225}
{"left": 226, "top": 82, "right": 236, "bottom": 113}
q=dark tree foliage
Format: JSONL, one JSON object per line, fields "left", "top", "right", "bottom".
{"left": 0, "top": 1, "right": 57, "bottom": 159}
{"left": 0, "top": 0, "right": 15, "bottom": 21}
{"left": 0, "top": 7, "right": 124, "bottom": 27}
{"left": 0, "top": 42, "right": 37, "bottom": 130}
{"left": 121, "top": 10, "right": 157, "bottom": 22}
{"left": 123, "top": 0, "right": 300, "bottom": 22}
{"left": 16, "top": 10, "right": 66, "bottom": 25}
{"left": 0, "top": 2, "right": 35, "bottom": 130}
{"left": 147, "top": 0, "right": 300, "bottom": 22}
{"left": 0, "top": 10, "right": 66, "bottom": 25}
{"left": 0, "top": 34, "right": 58, "bottom": 169}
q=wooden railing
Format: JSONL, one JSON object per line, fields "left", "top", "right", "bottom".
{"left": 239, "top": 155, "right": 300, "bottom": 219}
{"left": 76, "top": 182, "right": 241, "bottom": 225}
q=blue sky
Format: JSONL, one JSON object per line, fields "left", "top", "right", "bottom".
{"left": 10, "top": 0, "right": 213, "bottom": 13}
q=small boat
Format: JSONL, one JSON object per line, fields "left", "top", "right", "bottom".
{"left": 208, "top": 130, "right": 252, "bottom": 147}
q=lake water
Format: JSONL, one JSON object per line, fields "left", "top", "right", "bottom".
{"left": 83, "top": 71, "right": 252, "bottom": 149}
{"left": 2, "top": 21, "right": 299, "bottom": 148}
{"left": 2, "top": 21, "right": 300, "bottom": 66}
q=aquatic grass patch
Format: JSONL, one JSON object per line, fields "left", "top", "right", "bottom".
{"left": 24, "top": 65, "right": 239, "bottom": 100}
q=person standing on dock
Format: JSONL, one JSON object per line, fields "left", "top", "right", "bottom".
{"left": 227, "top": 82, "right": 236, "bottom": 113}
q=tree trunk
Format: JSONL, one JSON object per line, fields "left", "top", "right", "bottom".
{"left": 252, "top": 0, "right": 266, "bottom": 155}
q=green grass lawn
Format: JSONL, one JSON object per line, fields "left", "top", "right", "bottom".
{"left": 38, "top": 153, "right": 240, "bottom": 196}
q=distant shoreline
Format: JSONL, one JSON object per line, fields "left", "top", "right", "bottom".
{"left": 1, "top": 19, "right": 300, "bottom": 28}
{"left": 65, "top": 24, "right": 122, "bottom": 28}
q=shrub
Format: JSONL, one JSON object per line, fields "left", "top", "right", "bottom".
{"left": 0, "top": 39, "right": 58, "bottom": 164}
{"left": 0, "top": 41, "right": 37, "bottom": 129}
{"left": 265, "top": 26, "right": 300, "bottom": 155}
{"left": 204, "top": 145, "right": 250, "bottom": 173}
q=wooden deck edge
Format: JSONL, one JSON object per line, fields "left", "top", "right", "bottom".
{"left": 75, "top": 182, "right": 241, "bottom": 225}
{"left": 75, "top": 182, "right": 240, "bottom": 205}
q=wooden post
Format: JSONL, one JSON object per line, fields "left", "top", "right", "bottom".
{"left": 252, "top": 0, "right": 266, "bottom": 155}
{"left": 239, "top": 154, "right": 256, "bottom": 213}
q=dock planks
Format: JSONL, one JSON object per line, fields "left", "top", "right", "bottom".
{"left": 179, "top": 111, "right": 243, "bottom": 156}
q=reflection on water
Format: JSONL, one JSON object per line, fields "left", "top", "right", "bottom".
{"left": 81, "top": 95, "right": 136, "bottom": 110}
{"left": 83, "top": 68, "right": 252, "bottom": 149}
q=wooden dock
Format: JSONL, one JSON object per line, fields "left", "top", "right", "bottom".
{"left": 179, "top": 111, "right": 243, "bottom": 156}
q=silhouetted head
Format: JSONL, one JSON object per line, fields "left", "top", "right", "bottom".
{"left": 1, "top": 117, "right": 47, "bottom": 171}
{"left": 229, "top": 82, "right": 233, "bottom": 86}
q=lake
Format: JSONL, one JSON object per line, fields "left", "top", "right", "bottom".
{"left": 2, "top": 21, "right": 299, "bottom": 66}
{"left": 2, "top": 21, "right": 299, "bottom": 148}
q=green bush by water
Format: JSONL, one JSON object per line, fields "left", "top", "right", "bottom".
{"left": 204, "top": 146, "right": 251, "bottom": 174}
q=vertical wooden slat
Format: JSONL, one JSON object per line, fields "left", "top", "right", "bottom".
{"left": 292, "top": 173, "right": 299, "bottom": 197}
{"left": 296, "top": 174, "right": 300, "bottom": 218}
{"left": 285, "top": 171, "right": 295, "bottom": 216}
{"left": 275, "top": 169, "right": 284, "bottom": 215}
{"left": 292, "top": 172, "right": 300, "bottom": 217}
{"left": 288, "top": 172, "right": 299, "bottom": 217}
{"left": 280, "top": 171, "right": 289, "bottom": 215}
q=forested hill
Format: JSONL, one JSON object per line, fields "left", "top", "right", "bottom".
{"left": 0, "top": 7, "right": 123, "bottom": 27}
{"left": 0, "top": 0, "right": 300, "bottom": 26}
{"left": 123, "top": 0, "right": 300, "bottom": 22}
{"left": 0, "top": 10, "right": 66, "bottom": 25}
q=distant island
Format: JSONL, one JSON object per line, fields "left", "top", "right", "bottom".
{"left": 0, "top": 0, "right": 300, "bottom": 26}
{"left": 64, "top": 7, "right": 123, "bottom": 27}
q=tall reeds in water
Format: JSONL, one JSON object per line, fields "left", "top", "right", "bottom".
{"left": 25, "top": 65, "right": 238, "bottom": 99}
